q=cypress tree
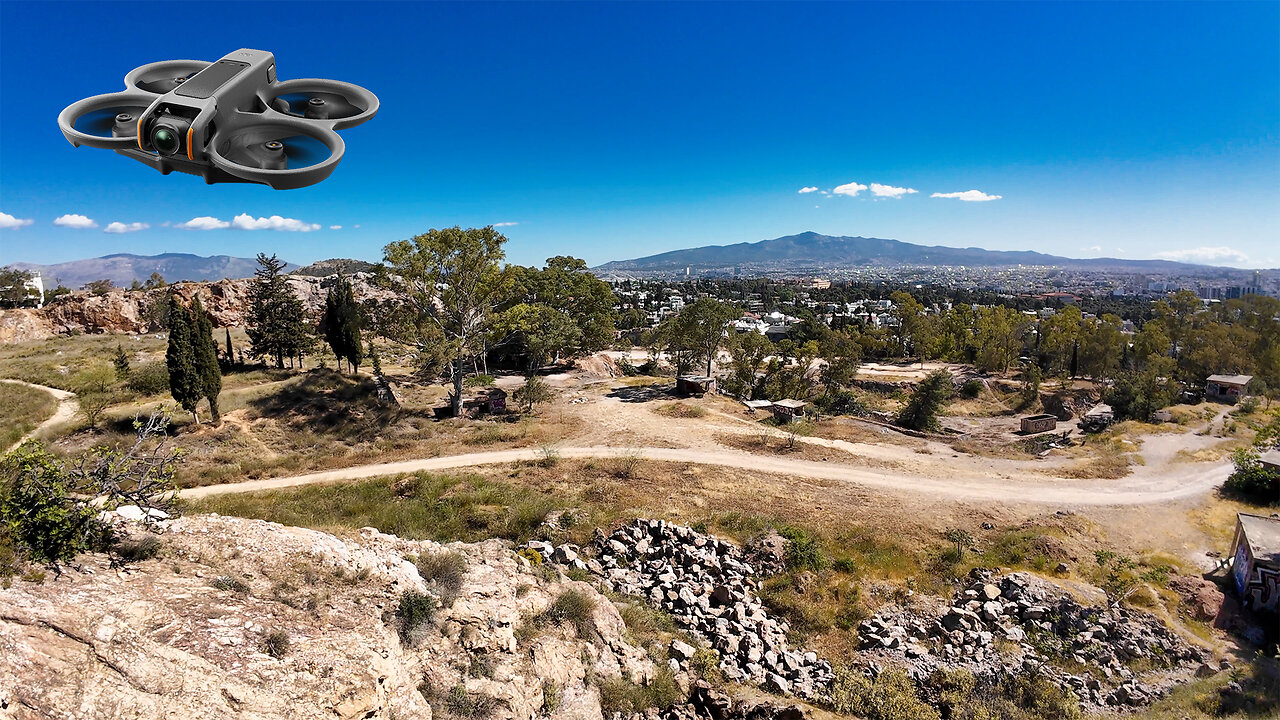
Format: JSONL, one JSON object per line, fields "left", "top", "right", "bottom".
{"left": 247, "top": 253, "right": 308, "bottom": 368}
{"left": 338, "top": 278, "right": 363, "bottom": 373}
{"left": 165, "top": 295, "right": 201, "bottom": 421}
{"left": 322, "top": 280, "right": 344, "bottom": 372}
{"left": 191, "top": 296, "right": 223, "bottom": 424}
{"left": 225, "top": 327, "right": 234, "bottom": 365}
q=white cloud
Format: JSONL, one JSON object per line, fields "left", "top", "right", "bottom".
{"left": 0, "top": 212, "right": 34, "bottom": 229}
{"left": 354, "top": 224, "right": 362, "bottom": 229}
{"left": 493, "top": 222, "right": 519, "bottom": 227}
{"left": 930, "top": 190, "right": 1002, "bottom": 202}
{"left": 329, "top": 225, "right": 343, "bottom": 230}
{"left": 1155, "top": 246, "right": 1250, "bottom": 265}
{"left": 178, "top": 216, "right": 231, "bottom": 230}
{"left": 797, "top": 186, "right": 819, "bottom": 194}
{"left": 832, "top": 181, "right": 868, "bottom": 197}
{"left": 231, "top": 213, "right": 321, "bottom": 232}
{"left": 1084, "top": 245, "right": 1102, "bottom": 253}
{"left": 53, "top": 213, "right": 97, "bottom": 229}
{"left": 869, "top": 183, "right": 918, "bottom": 199}
{"left": 104, "top": 221, "right": 149, "bottom": 234}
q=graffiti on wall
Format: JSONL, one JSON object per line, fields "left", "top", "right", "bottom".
{"left": 1234, "top": 544, "right": 1280, "bottom": 612}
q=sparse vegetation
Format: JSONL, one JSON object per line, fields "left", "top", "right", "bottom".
{"left": 540, "top": 588, "right": 597, "bottom": 638}
{"left": 0, "top": 382, "right": 56, "bottom": 449}
{"left": 396, "top": 589, "right": 439, "bottom": 640}
{"left": 260, "top": 629, "right": 290, "bottom": 659}
{"left": 416, "top": 550, "right": 468, "bottom": 607}
{"left": 594, "top": 667, "right": 681, "bottom": 717}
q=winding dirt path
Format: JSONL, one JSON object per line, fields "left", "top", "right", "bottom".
{"left": 1, "top": 379, "right": 78, "bottom": 453}
{"left": 182, "top": 442, "right": 1231, "bottom": 507}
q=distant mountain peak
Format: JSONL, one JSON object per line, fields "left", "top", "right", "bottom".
{"left": 10, "top": 253, "right": 295, "bottom": 289}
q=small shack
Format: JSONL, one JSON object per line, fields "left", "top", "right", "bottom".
{"left": 485, "top": 387, "right": 508, "bottom": 413}
{"left": 1260, "top": 448, "right": 1280, "bottom": 475}
{"left": 1020, "top": 414, "right": 1058, "bottom": 434}
{"left": 743, "top": 399, "right": 773, "bottom": 416}
{"left": 771, "top": 399, "right": 808, "bottom": 424}
{"left": 1080, "top": 403, "right": 1114, "bottom": 433}
{"left": 676, "top": 375, "right": 716, "bottom": 397}
{"left": 1206, "top": 374, "right": 1253, "bottom": 404}
{"left": 1230, "top": 513, "right": 1280, "bottom": 613}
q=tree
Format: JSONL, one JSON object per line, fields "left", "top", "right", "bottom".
{"left": 83, "top": 279, "right": 115, "bottom": 296}
{"left": 112, "top": 343, "right": 131, "bottom": 379}
{"left": 383, "top": 226, "right": 514, "bottom": 418}
{"left": 505, "top": 256, "right": 617, "bottom": 355}
{"left": 494, "top": 303, "right": 581, "bottom": 372}
{"left": 897, "top": 369, "right": 954, "bottom": 431}
{"left": 143, "top": 272, "right": 166, "bottom": 290}
{"left": 671, "top": 297, "right": 740, "bottom": 377}
{"left": 72, "top": 362, "right": 117, "bottom": 430}
{"left": 246, "top": 253, "right": 311, "bottom": 368}
{"left": 321, "top": 273, "right": 364, "bottom": 373}
{"left": 225, "top": 328, "right": 234, "bottom": 365}
{"left": 973, "top": 307, "right": 1028, "bottom": 373}
{"left": 165, "top": 294, "right": 202, "bottom": 421}
{"left": 1019, "top": 363, "right": 1042, "bottom": 409}
{"left": 0, "top": 413, "right": 182, "bottom": 565}
{"left": 190, "top": 296, "right": 223, "bottom": 424}
{"left": 724, "top": 331, "right": 773, "bottom": 399}
{"left": 1223, "top": 447, "right": 1279, "bottom": 505}
{"left": 513, "top": 375, "right": 554, "bottom": 413}
{"left": 0, "top": 266, "right": 37, "bottom": 308}
{"left": 1104, "top": 362, "right": 1177, "bottom": 422}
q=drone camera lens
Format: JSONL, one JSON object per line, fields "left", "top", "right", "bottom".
{"left": 152, "top": 125, "right": 182, "bottom": 156}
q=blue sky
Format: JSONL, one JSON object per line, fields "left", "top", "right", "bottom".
{"left": 1, "top": 1, "right": 1277, "bottom": 269}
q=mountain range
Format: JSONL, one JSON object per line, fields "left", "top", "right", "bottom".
{"left": 12, "top": 253, "right": 295, "bottom": 289}
{"left": 594, "top": 232, "right": 1225, "bottom": 274}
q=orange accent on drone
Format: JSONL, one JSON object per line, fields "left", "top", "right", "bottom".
{"left": 137, "top": 120, "right": 144, "bottom": 150}
{"left": 187, "top": 127, "right": 195, "bottom": 160}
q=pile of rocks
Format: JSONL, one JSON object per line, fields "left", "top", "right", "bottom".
{"left": 526, "top": 519, "right": 834, "bottom": 699}
{"left": 858, "top": 570, "right": 1206, "bottom": 707}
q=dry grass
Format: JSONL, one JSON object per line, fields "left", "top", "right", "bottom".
{"left": 0, "top": 334, "right": 167, "bottom": 390}
{"left": 654, "top": 402, "right": 707, "bottom": 419}
{"left": 0, "top": 382, "right": 57, "bottom": 449}
{"left": 713, "top": 430, "right": 850, "bottom": 463}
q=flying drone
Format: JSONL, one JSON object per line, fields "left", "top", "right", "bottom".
{"left": 57, "top": 49, "right": 378, "bottom": 190}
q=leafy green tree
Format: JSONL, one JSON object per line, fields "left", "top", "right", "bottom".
{"left": 506, "top": 256, "right": 617, "bottom": 354}
{"left": 166, "top": 295, "right": 202, "bottom": 421}
{"left": 1223, "top": 447, "right": 1279, "bottom": 505}
{"left": 0, "top": 266, "right": 38, "bottom": 308}
{"left": 973, "top": 307, "right": 1029, "bottom": 373}
{"left": 247, "top": 253, "right": 311, "bottom": 369}
{"left": 1104, "top": 362, "right": 1177, "bottom": 422}
{"left": 190, "top": 295, "right": 222, "bottom": 424}
{"left": 383, "top": 226, "right": 514, "bottom": 417}
{"left": 897, "top": 369, "right": 954, "bottom": 431}
{"left": 663, "top": 297, "right": 739, "bottom": 377}
{"left": 83, "top": 279, "right": 115, "bottom": 296}
{"left": 321, "top": 273, "right": 364, "bottom": 373}
{"left": 143, "top": 272, "right": 166, "bottom": 290}
{"left": 513, "top": 375, "right": 554, "bottom": 413}
{"left": 1037, "top": 306, "right": 1082, "bottom": 375}
{"left": 1077, "top": 314, "right": 1125, "bottom": 379}
{"left": 494, "top": 303, "right": 581, "bottom": 372}
{"left": 1019, "top": 363, "right": 1042, "bottom": 409}
{"left": 1131, "top": 319, "right": 1171, "bottom": 369}
{"left": 724, "top": 331, "right": 773, "bottom": 398}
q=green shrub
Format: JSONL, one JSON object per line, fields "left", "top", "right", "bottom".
{"left": 542, "top": 588, "right": 597, "bottom": 638}
{"left": 827, "top": 666, "right": 939, "bottom": 720}
{"left": 896, "top": 369, "right": 954, "bottom": 432}
{"left": 778, "top": 525, "right": 825, "bottom": 571}
{"left": 959, "top": 379, "right": 983, "bottom": 399}
{"left": 261, "top": 629, "right": 290, "bottom": 659}
{"left": 444, "top": 683, "right": 499, "bottom": 718}
{"left": 0, "top": 442, "right": 107, "bottom": 564}
{"left": 1223, "top": 447, "right": 1280, "bottom": 505}
{"left": 213, "top": 575, "right": 250, "bottom": 593}
{"left": 596, "top": 667, "right": 681, "bottom": 716}
{"left": 112, "top": 534, "right": 161, "bottom": 563}
{"left": 417, "top": 550, "right": 468, "bottom": 607}
{"left": 518, "top": 548, "right": 544, "bottom": 565}
{"left": 125, "top": 362, "right": 170, "bottom": 395}
{"left": 541, "top": 679, "right": 562, "bottom": 713}
{"left": 689, "top": 648, "right": 723, "bottom": 682}
{"left": 396, "top": 590, "right": 438, "bottom": 640}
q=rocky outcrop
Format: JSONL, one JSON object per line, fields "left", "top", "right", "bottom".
{"left": 857, "top": 570, "right": 1207, "bottom": 709}
{"left": 0, "top": 513, "right": 656, "bottom": 719}
{"left": 0, "top": 272, "right": 395, "bottom": 342}
{"left": 526, "top": 519, "right": 834, "bottom": 701}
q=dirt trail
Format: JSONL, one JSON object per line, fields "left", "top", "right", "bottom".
{"left": 1, "top": 379, "right": 78, "bottom": 453}
{"left": 183, "top": 441, "right": 1232, "bottom": 506}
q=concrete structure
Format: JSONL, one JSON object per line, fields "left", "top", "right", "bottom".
{"left": 1230, "top": 513, "right": 1280, "bottom": 613}
{"left": 1080, "top": 403, "right": 1114, "bottom": 432}
{"left": 676, "top": 375, "right": 715, "bottom": 397}
{"left": 1206, "top": 374, "right": 1253, "bottom": 404}
{"left": 1020, "top": 414, "right": 1058, "bottom": 434}
{"left": 771, "top": 399, "right": 808, "bottom": 424}
{"left": 743, "top": 399, "right": 773, "bottom": 415}
{"left": 1260, "top": 449, "right": 1280, "bottom": 474}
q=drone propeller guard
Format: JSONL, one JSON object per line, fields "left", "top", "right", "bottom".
{"left": 57, "top": 49, "right": 378, "bottom": 190}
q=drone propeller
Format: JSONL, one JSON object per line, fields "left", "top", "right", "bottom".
{"left": 73, "top": 105, "right": 148, "bottom": 138}
{"left": 218, "top": 126, "right": 333, "bottom": 170}
{"left": 128, "top": 60, "right": 212, "bottom": 95}
{"left": 272, "top": 91, "right": 364, "bottom": 120}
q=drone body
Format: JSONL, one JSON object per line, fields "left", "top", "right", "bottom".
{"left": 58, "top": 49, "right": 378, "bottom": 190}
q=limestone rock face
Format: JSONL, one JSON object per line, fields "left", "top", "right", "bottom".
{"left": 0, "top": 272, "right": 395, "bottom": 342}
{"left": 0, "top": 514, "right": 652, "bottom": 720}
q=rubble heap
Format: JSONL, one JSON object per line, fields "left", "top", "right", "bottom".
{"left": 527, "top": 519, "right": 834, "bottom": 699}
{"left": 858, "top": 570, "right": 1207, "bottom": 708}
